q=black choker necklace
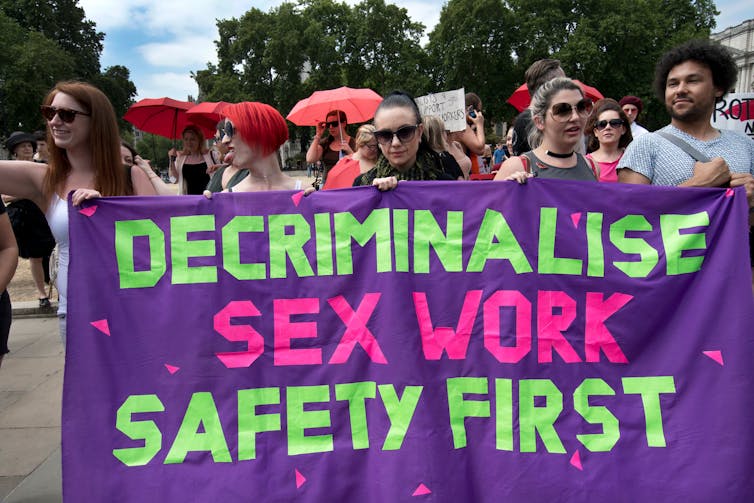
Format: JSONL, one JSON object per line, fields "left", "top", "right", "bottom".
{"left": 546, "top": 150, "right": 574, "bottom": 158}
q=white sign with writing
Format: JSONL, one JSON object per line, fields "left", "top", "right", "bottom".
{"left": 415, "top": 88, "right": 467, "bottom": 132}
{"left": 711, "top": 93, "right": 754, "bottom": 139}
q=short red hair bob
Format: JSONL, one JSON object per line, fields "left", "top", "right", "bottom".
{"left": 222, "top": 102, "right": 288, "bottom": 157}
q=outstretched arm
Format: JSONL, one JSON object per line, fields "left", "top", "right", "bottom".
{"left": 0, "top": 161, "right": 47, "bottom": 209}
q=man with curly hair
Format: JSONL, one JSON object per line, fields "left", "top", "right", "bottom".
{"left": 618, "top": 40, "right": 754, "bottom": 209}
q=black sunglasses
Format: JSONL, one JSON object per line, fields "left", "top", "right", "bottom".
{"left": 216, "top": 121, "right": 234, "bottom": 140}
{"left": 326, "top": 121, "right": 343, "bottom": 128}
{"left": 550, "top": 99, "right": 593, "bottom": 122}
{"left": 594, "top": 118, "right": 625, "bottom": 130}
{"left": 373, "top": 124, "right": 419, "bottom": 145}
{"left": 40, "top": 105, "right": 91, "bottom": 123}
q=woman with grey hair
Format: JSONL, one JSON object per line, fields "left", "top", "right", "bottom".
{"left": 494, "top": 77, "right": 598, "bottom": 183}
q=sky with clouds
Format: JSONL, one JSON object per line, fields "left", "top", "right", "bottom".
{"left": 78, "top": 0, "right": 753, "bottom": 102}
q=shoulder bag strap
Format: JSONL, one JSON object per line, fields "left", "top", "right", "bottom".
{"left": 656, "top": 131, "right": 711, "bottom": 163}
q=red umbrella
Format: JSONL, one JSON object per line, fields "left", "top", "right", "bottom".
{"left": 124, "top": 98, "right": 215, "bottom": 140}
{"left": 506, "top": 80, "right": 604, "bottom": 112}
{"left": 286, "top": 86, "right": 383, "bottom": 126}
{"left": 186, "top": 101, "right": 231, "bottom": 134}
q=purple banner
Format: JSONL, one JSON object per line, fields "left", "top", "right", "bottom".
{"left": 64, "top": 180, "right": 754, "bottom": 502}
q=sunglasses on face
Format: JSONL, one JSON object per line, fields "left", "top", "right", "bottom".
{"left": 219, "top": 121, "right": 234, "bottom": 139}
{"left": 373, "top": 124, "right": 419, "bottom": 145}
{"left": 594, "top": 118, "right": 625, "bottom": 130}
{"left": 364, "top": 143, "right": 379, "bottom": 150}
{"left": 326, "top": 121, "right": 343, "bottom": 128}
{"left": 550, "top": 99, "right": 593, "bottom": 122}
{"left": 40, "top": 105, "right": 91, "bottom": 123}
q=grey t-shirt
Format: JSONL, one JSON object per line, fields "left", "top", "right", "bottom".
{"left": 618, "top": 124, "right": 754, "bottom": 186}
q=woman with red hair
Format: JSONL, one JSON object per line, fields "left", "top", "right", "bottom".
{"left": 212, "top": 102, "right": 309, "bottom": 192}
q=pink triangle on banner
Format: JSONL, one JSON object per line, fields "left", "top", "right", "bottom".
{"left": 703, "top": 350, "right": 724, "bottom": 366}
{"left": 291, "top": 191, "right": 304, "bottom": 206}
{"left": 164, "top": 364, "right": 180, "bottom": 374}
{"left": 78, "top": 205, "right": 98, "bottom": 217}
{"left": 295, "top": 469, "right": 306, "bottom": 489}
{"left": 725, "top": 188, "right": 734, "bottom": 197}
{"left": 412, "top": 484, "right": 431, "bottom": 496}
{"left": 570, "top": 212, "right": 581, "bottom": 227}
{"left": 90, "top": 319, "right": 110, "bottom": 336}
{"left": 570, "top": 450, "right": 583, "bottom": 470}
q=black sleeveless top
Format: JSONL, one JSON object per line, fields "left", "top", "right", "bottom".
{"left": 183, "top": 162, "right": 211, "bottom": 195}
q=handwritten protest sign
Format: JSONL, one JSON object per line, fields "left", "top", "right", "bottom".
{"left": 415, "top": 88, "right": 467, "bottom": 132}
{"left": 712, "top": 92, "right": 754, "bottom": 138}
{"left": 64, "top": 180, "right": 754, "bottom": 501}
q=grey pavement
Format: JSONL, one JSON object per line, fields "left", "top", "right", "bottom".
{"left": 1, "top": 312, "right": 63, "bottom": 503}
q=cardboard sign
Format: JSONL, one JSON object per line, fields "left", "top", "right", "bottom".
{"left": 415, "top": 88, "right": 467, "bottom": 132}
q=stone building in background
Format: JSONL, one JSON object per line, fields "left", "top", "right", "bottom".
{"left": 712, "top": 19, "right": 754, "bottom": 92}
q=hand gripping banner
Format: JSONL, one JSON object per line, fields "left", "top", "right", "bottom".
{"left": 64, "top": 179, "right": 754, "bottom": 501}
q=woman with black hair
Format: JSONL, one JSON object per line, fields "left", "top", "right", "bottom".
{"left": 353, "top": 91, "right": 455, "bottom": 190}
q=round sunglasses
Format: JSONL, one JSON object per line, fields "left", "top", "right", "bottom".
{"left": 40, "top": 105, "right": 91, "bottom": 123}
{"left": 550, "top": 99, "right": 593, "bottom": 122}
{"left": 373, "top": 124, "right": 419, "bottom": 145}
{"left": 594, "top": 118, "right": 625, "bottom": 130}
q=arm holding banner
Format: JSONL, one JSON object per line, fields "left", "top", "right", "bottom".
{"left": 494, "top": 156, "right": 527, "bottom": 181}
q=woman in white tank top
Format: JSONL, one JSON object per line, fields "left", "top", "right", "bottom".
{"left": 0, "top": 81, "right": 156, "bottom": 342}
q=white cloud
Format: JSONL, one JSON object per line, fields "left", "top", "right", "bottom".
{"left": 138, "top": 35, "right": 218, "bottom": 68}
{"left": 135, "top": 72, "right": 198, "bottom": 100}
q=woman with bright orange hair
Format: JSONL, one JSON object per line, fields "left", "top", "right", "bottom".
{"left": 209, "top": 102, "right": 310, "bottom": 192}
{"left": 0, "top": 81, "right": 156, "bottom": 341}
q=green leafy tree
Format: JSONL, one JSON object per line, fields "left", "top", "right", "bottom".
{"left": 135, "top": 133, "right": 174, "bottom": 171}
{"left": 0, "top": 0, "right": 104, "bottom": 78}
{"left": 94, "top": 65, "right": 138, "bottom": 132}
{"left": 0, "top": 12, "right": 75, "bottom": 138}
{"left": 507, "top": 0, "right": 718, "bottom": 129}
{"left": 342, "top": 0, "right": 431, "bottom": 96}
{"left": 426, "top": 0, "right": 517, "bottom": 124}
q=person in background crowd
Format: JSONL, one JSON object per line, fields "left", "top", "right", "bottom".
{"left": 323, "top": 125, "right": 379, "bottom": 189}
{"left": 449, "top": 92, "right": 486, "bottom": 175}
{"left": 505, "top": 128, "right": 514, "bottom": 158}
{"left": 32, "top": 130, "right": 49, "bottom": 163}
{"left": 168, "top": 125, "right": 219, "bottom": 195}
{"left": 0, "top": 193, "right": 18, "bottom": 367}
{"left": 120, "top": 141, "right": 158, "bottom": 196}
{"left": 206, "top": 119, "right": 248, "bottom": 193}
{"left": 0, "top": 81, "right": 156, "bottom": 341}
{"left": 306, "top": 110, "right": 355, "bottom": 186}
{"left": 619, "top": 95, "right": 650, "bottom": 138}
{"left": 494, "top": 77, "right": 598, "bottom": 183}
{"left": 586, "top": 99, "right": 633, "bottom": 182}
{"left": 511, "top": 59, "right": 566, "bottom": 156}
{"left": 492, "top": 141, "right": 506, "bottom": 168}
{"left": 3, "top": 132, "right": 55, "bottom": 308}
{"left": 422, "top": 115, "right": 465, "bottom": 180}
{"left": 354, "top": 91, "right": 456, "bottom": 190}
{"left": 618, "top": 40, "right": 754, "bottom": 272}
{"left": 482, "top": 144, "right": 493, "bottom": 172}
